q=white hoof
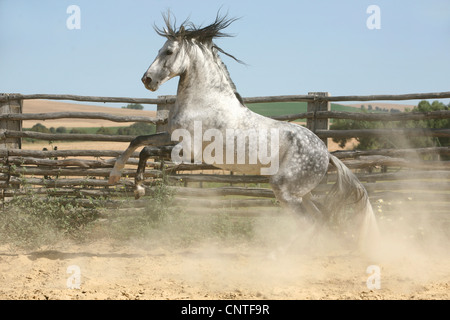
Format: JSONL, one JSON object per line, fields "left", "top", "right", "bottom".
{"left": 134, "top": 185, "right": 146, "bottom": 199}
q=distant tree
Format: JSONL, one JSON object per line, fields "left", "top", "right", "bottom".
{"left": 96, "top": 126, "right": 113, "bottom": 135}
{"left": 56, "top": 127, "right": 67, "bottom": 134}
{"left": 122, "top": 103, "right": 144, "bottom": 110}
{"left": 330, "top": 110, "right": 385, "bottom": 150}
{"left": 70, "top": 128, "right": 84, "bottom": 134}
{"left": 330, "top": 100, "right": 449, "bottom": 152}
{"left": 117, "top": 122, "right": 156, "bottom": 136}
{"left": 30, "top": 123, "right": 50, "bottom": 133}
{"left": 413, "top": 100, "right": 450, "bottom": 147}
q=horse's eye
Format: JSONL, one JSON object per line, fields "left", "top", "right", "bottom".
{"left": 166, "top": 50, "right": 173, "bottom": 56}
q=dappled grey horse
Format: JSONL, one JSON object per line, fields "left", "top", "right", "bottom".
{"left": 109, "top": 13, "right": 378, "bottom": 250}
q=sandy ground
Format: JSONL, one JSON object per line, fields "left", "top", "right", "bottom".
{"left": 0, "top": 208, "right": 448, "bottom": 300}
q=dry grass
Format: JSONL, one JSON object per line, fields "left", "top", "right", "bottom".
{"left": 22, "top": 99, "right": 157, "bottom": 129}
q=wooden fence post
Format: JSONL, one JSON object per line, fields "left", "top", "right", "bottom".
{"left": 0, "top": 94, "right": 22, "bottom": 149}
{"left": 307, "top": 92, "right": 330, "bottom": 187}
{"left": 307, "top": 92, "right": 330, "bottom": 148}
{"left": 156, "top": 95, "right": 173, "bottom": 133}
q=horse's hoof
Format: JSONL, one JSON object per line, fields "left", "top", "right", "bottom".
{"left": 134, "top": 185, "right": 146, "bottom": 199}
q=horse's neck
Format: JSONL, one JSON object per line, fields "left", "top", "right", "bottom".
{"left": 176, "top": 50, "right": 239, "bottom": 109}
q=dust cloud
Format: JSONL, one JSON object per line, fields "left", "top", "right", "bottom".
{"left": 126, "top": 191, "right": 449, "bottom": 299}
{"left": 0, "top": 182, "right": 448, "bottom": 299}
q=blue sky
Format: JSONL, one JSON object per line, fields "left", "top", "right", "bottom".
{"left": 0, "top": 0, "right": 449, "bottom": 110}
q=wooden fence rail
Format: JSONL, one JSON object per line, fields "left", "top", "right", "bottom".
{"left": 2, "top": 91, "right": 450, "bottom": 104}
{"left": 0, "top": 112, "right": 165, "bottom": 124}
{"left": 2, "top": 109, "right": 449, "bottom": 123}
{"left": 3, "top": 128, "right": 450, "bottom": 144}
{"left": 272, "top": 110, "right": 450, "bottom": 122}
{"left": 2, "top": 127, "right": 450, "bottom": 143}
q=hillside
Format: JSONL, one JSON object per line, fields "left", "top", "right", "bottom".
{"left": 22, "top": 100, "right": 157, "bottom": 129}
{"left": 247, "top": 102, "right": 416, "bottom": 119}
{"left": 345, "top": 102, "right": 416, "bottom": 112}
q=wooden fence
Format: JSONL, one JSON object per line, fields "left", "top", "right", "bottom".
{"left": 1, "top": 91, "right": 449, "bottom": 212}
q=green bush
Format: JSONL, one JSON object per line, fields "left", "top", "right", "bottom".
{"left": 117, "top": 122, "right": 156, "bottom": 136}
{"left": 0, "top": 194, "right": 100, "bottom": 249}
{"left": 331, "top": 100, "right": 450, "bottom": 151}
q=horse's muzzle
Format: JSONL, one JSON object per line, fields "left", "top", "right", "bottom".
{"left": 141, "top": 74, "right": 152, "bottom": 88}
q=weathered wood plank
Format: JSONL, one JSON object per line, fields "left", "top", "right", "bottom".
{"left": 0, "top": 112, "right": 166, "bottom": 124}
{"left": 0, "top": 149, "right": 141, "bottom": 158}
{"left": 307, "top": 92, "right": 329, "bottom": 146}
{"left": 332, "top": 147, "right": 450, "bottom": 159}
{"left": 3, "top": 91, "right": 450, "bottom": 104}
{"left": 1, "top": 130, "right": 135, "bottom": 142}
{"left": 0, "top": 97, "right": 22, "bottom": 149}
{"left": 0, "top": 93, "right": 171, "bottom": 105}
{"left": 272, "top": 110, "right": 450, "bottom": 122}
{"left": 316, "top": 128, "right": 450, "bottom": 139}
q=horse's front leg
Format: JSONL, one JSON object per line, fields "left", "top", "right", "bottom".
{"left": 108, "top": 132, "right": 171, "bottom": 184}
{"left": 134, "top": 145, "right": 173, "bottom": 199}
{"left": 134, "top": 147, "right": 152, "bottom": 199}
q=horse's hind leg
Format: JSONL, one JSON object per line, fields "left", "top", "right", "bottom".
{"left": 268, "top": 184, "right": 325, "bottom": 258}
{"left": 271, "top": 184, "right": 324, "bottom": 223}
{"left": 302, "top": 193, "right": 326, "bottom": 222}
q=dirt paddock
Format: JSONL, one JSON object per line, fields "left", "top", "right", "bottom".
{"left": 0, "top": 203, "right": 448, "bottom": 300}
{"left": 1, "top": 138, "right": 447, "bottom": 300}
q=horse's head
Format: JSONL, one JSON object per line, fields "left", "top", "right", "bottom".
{"left": 142, "top": 12, "right": 241, "bottom": 92}
{"left": 141, "top": 34, "right": 188, "bottom": 92}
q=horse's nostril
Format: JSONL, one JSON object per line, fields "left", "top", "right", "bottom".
{"left": 141, "top": 74, "right": 151, "bottom": 85}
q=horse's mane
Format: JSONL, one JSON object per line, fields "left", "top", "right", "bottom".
{"left": 154, "top": 11, "right": 246, "bottom": 106}
{"left": 154, "top": 11, "right": 242, "bottom": 60}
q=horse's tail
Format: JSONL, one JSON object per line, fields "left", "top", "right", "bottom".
{"left": 326, "top": 154, "right": 380, "bottom": 253}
